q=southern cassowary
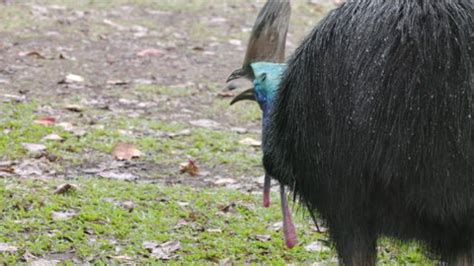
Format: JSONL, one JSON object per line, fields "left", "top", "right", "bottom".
{"left": 227, "top": 0, "right": 297, "bottom": 248}
{"left": 233, "top": 0, "right": 473, "bottom": 264}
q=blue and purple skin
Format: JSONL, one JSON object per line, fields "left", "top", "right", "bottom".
{"left": 230, "top": 62, "right": 297, "bottom": 248}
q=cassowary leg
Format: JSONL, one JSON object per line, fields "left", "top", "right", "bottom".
{"left": 331, "top": 223, "right": 377, "bottom": 266}
{"left": 263, "top": 174, "right": 271, "bottom": 208}
{"left": 280, "top": 183, "right": 297, "bottom": 248}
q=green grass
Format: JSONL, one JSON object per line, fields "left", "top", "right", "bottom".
{"left": 0, "top": 177, "right": 435, "bottom": 265}
{"left": 0, "top": 5, "right": 39, "bottom": 32}
{"left": 0, "top": 177, "right": 331, "bottom": 264}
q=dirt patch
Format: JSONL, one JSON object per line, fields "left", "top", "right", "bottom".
{"left": 0, "top": 1, "right": 333, "bottom": 189}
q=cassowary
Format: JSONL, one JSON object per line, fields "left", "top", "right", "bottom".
{"left": 227, "top": 0, "right": 297, "bottom": 248}
{"left": 235, "top": 0, "right": 473, "bottom": 264}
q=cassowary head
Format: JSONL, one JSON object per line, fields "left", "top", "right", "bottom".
{"left": 230, "top": 62, "right": 286, "bottom": 116}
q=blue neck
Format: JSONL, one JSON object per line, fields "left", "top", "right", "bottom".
{"left": 250, "top": 62, "right": 286, "bottom": 116}
{"left": 249, "top": 62, "right": 286, "bottom": 142}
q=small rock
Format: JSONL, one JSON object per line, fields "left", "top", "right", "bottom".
{"left": 304, "top": 241, "right": 331, "bottom": 252}
{"left": 231, "top": 127, "right": 248, "bottom": 134}
{"left": 228, "top": 39, "right": 242, "bottom": 46}
{"left": 176, "top": 201, "right": 189, "bottom": 207}
{"left": 254, "top": 234, "right": 271, "bottom": 242}
{"left": 121, "top": 201, "right": 135, "bottom": 212}
{"left": 52, "top": 210, "right": 77, "bottom": 221}
{"left": 22, "top": 143, "right": 47, "bottom": 153}
{"left": 64, "top": 104, "right": 83, "bottom": 112}
{"left": 107, "top": 80, "right": 130, "bottom": 85}
{"left": 59, "top": 74, "right": 85, "bottom": 84}
{"left": 0, "top": 243, "right": 18, "bottom": 252}
{"left": 239, "top": 137, "right": 261, "bottom": 147}
{"left": 43, "top": 134, "right": 64, "bottom": 141}
{"left": 214, "top": 178, "right": 237, "bottom": 186}
{"left": 270, "top": 221, "right": 283, "bottom": 231}
{"left": 99, "top": 171, "right": 139, "bottom": 181}
{"left": 29, "top": 259, "right": 59, "bottom": 266}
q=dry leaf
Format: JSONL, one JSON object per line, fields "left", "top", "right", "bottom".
{"left": 173, "top": 219, "right": 189, "bottom": 229}
{"left": 29, "top": 259, "right": 60, "bottom": 266}
{"left": 107, "top": 80, "right": 129, "bottom": 85}
{"left": 189, "top": 119, "right": 221, "bottom": 129}
{"left": 109, "top": 255, "right": 134, "bottom": 262}
{"left": 213, "top": 178, "right": 236, "bottom": 186}
{"left": 167, "top": 129, "right": 192, "bottom": 138}
{"left": 143, "top": 240, "right": 181, "bottom": 260}
{"left": 103, "top": 19, "right": 126, "bottom": 30}
{"left": 52, "top": 210, "right": 77, "bottom": 221}
{"left": 18, "top": 50, "right": 46, "bottom": 59}
{"left": 13, "top": 160, "right": 44, "bottom": 176}
{"left": 3, "top": 94, "right": 25, "bottom": 103}
{"left": 217, "top": 91, "right": 235, "bottom": 98}
{"left": 34, "top": 117, "right": 56, "bottom": 125}
{"left": 64, "top": 104, "right": 83, "bottom": 112}
{"left": 112, "top": 142, "right": 142, "bottom": 161}
{"left": 254, "top": 235, "right": 271, "bottom": 242}
{"left": 0, "top": 161, "right": 15, "bottom": 174}
{"left": 99, "top": 171, "right": 138, "bottom": 181}
{"left": 0, "top": 166, "right": 14, "bottom": 174}
{"left": 58, "top": 52, "right": 75, "bottom": 60}
{"left": 192, "top": 46, "right": 205, "bottom": 51}
{"left": 59, "top": 74, "right": 84, "bottom": 84}
{"left": 218, "top": 202, "right": 236, "bottom": 213}
{"left": 54, "top": 183, "right": 77, "bottom": 194}
{"left": 21, "top": 251, "right": 38, "bottom": 262}
{"left": 179, "top": 160, "right": 199, "bottom": 176}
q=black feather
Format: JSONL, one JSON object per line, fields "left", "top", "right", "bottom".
{"left": 264, "top": 0, "right": 473, "bottom": 264}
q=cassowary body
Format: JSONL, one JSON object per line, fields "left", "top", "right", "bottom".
{"left": 262, "top": 0, "right": 473, "bottom": 264}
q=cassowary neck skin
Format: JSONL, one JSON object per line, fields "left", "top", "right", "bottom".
{"left": 250, "top": 62, "right": 287, "bottom": 125}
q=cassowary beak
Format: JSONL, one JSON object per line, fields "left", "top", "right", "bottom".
{"left": 230, "top": 88, "right": 256, "bottom": 105}
{"left": 226, "top": 68, "right": 247, "bottom": 84}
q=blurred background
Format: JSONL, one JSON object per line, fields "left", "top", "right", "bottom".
{"left": 0, "top": 0, "right": 336, "bottom": 189}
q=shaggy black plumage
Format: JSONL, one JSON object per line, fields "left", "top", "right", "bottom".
{"left": 263, "top": 0, "right": 473, "bottom": 264}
